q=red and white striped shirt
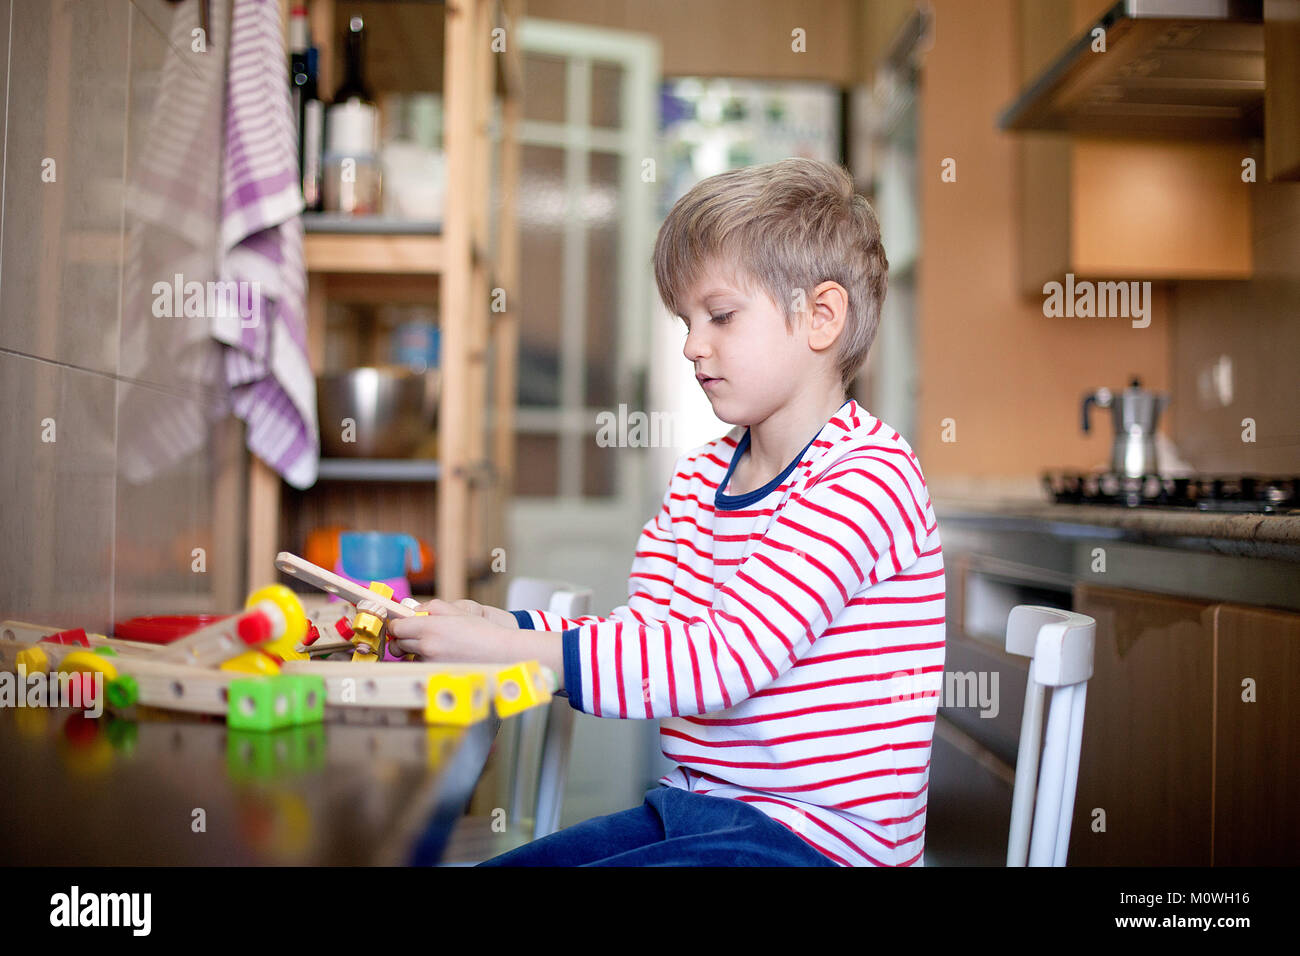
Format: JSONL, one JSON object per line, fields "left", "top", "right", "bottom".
{"left": 514, "top": 399, "right": 946, "bottom": 866}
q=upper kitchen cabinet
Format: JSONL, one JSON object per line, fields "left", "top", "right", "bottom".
{"left": 1017, "top": 135, "right": 1253, "bottom": 294}
{"left": 1006, "top": 0, "right": 1262, "bottom": 295}
{"left": 1265, "top": 0, "right": 1300, "bottom": 181}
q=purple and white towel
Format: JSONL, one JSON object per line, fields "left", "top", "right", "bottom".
{"left": 214, "top": 0, "right": 318, "bottom": 488}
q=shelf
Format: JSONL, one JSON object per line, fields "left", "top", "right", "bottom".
{"left": 304, "top": 214, "right": 442, "bottom": 235}
{"left": 304, "top": 231, "right": 444, "bottom": 274}
{"left": 316, "top": 458, "right": 442, "bottom": 482}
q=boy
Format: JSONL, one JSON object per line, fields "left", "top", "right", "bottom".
{"left": 389, "top": 158, "right": 946, "bottom": 866}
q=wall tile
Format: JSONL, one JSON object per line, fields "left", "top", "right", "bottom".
{"left": 0, "top": 0, "right": 128, "bottom": 376}
{"left": 113, "top": 377, "right": 243, "bottom": 619}
{"left": 0, "top": 352, "right": 117, "bottom": 631}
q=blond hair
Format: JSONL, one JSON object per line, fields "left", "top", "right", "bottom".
{"left": 653, "top": 158, "right": 888, "bottom": 393}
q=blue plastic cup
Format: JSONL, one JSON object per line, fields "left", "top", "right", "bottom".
{"left": 338, "top": 532, "right": 423, "bottom": 581}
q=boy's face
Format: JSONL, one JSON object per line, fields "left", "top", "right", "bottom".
{"left": 678, "top": 260, "right": 809, "bottom": 426}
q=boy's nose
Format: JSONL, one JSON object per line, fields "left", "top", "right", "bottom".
{"left": 682, "top": 328, "right": 710, "bottom": 362}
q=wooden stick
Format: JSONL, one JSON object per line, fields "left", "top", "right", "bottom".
{"left": 0, "top": 620, "right": 162, "bottom": 655}
{"left": 0, "top": 638, "right": 237, "bottom": 715}
{"left": 275, "top": 552, "right": 417, "bottom": 619}
{"left": 282, "top": 660, "right": 494, "bottom": 714}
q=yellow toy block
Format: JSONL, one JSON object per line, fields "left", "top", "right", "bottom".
{"left": 351, "top": 611, "right": 384, "bottom": 644}
{"left": 366, "top": 581, "right": 394, "bottom": 600}
{"left": 493, "top": 660, "right": 553, "bottom": 718}
{"left": 423, "top": 671, "right": 489, "bottom": 726}
{"left": 16, "top": 645, "right": 49, "bottom": 675}
{"left": 220, "top": 650, "right": 281, "bottom": 676}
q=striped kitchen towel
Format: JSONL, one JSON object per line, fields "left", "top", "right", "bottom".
{"left": 213, "top": 0, "right": 318, "bottom": 488}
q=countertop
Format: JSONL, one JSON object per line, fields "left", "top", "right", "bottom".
{"left": 933, "top": 494, "right": 1300, "bottom": 546}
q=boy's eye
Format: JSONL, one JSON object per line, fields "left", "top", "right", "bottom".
{"left": 711, "top": 311, "right": 735, "bottom": 324}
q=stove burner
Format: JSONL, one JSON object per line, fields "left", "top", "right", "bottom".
{"left": 1041, "top": 472, "right": 1299, "bottom": 513}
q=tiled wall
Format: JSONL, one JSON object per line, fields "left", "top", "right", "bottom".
{"left": 1168, "top": 181, "right": 1300, "bottom": 474}
{"left": 0, "top": 0, "right": 242, "bottom": 633}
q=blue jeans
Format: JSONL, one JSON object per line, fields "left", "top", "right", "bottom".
{"left": 477, "top": 786, "right": 840, "bottom": 866}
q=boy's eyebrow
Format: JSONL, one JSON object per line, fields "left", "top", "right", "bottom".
{"left": 691, "top": 286, "right": 745, "bottom": 306}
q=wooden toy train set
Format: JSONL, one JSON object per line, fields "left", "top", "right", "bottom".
{"left": 0, "top": 551, "right": 554, "bottom": 732}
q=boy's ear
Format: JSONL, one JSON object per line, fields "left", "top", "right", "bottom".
{"left": 807, "top": 280, "right": 848, "bottom": 353}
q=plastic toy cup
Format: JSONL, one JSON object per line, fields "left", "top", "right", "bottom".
{"left": 339, "top": 532, "right": 422, "bottom": 581}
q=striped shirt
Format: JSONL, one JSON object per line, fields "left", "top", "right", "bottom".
{"left": 512, "top": 399, "right": 946, "bottom": 866}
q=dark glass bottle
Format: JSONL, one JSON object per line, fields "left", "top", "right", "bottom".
{"left": 289, "top": 5, "right": 323, "bottom": 210}
{"left": 334, "top": 16, "right": 373, "bottom": 104}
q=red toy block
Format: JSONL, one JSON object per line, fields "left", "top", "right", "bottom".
{"left": 333, "top": 617, "right": 354, "bottom": 640}
{"left": 303, "top": 623, "right": 321, "bottom": 647}
{"left": 44, "top": 628, "right": 90, "bottom": 647}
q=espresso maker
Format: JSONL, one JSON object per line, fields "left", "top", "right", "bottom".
{"left": 1081, "top": 377, "right": 1169, "bottom": 478}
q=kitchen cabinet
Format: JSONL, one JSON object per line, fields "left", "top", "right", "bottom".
{"left": 1018, "top": 136, "right": 1254, "bottom": 295}
{"left": 1265, "top": 2, "right": 1300, "bottom": 181}
{"left": 1069, "top": 583, "right": 1216, "bottom": 865}
{"left": 1210, "top": 603, "right": 1300, "bottom": 865}
{"left": 1069, "top": 582, "right": 1300, "bottom": 865}
{"left": 936, "top": 514, "right": 1300, "bottom": 865}
{"left": 248, "top": 0, "right": 523, "bottom": 606}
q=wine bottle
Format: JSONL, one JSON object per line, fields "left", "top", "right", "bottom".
{"left": 324, "top": 15, "right": 381, "bottom": 214}
{"left": 334, "top": 15, "right": 373, "bottom": 104}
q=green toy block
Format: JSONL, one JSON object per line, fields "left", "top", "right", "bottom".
{"left": 227, "top": 676, "right": 294, "bottom": 731}
{"left": 281, "top": 674, "right": 326, "bottom": 726}
{"left": 105, "top": 674, "right": 139, "bottom": 709}
{"left": 92, "top": 646, "right": 118, "bottom": 657}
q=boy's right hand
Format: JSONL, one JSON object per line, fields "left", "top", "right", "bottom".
{"left": 412, "top": 598, "right": 519, "bottom": 629}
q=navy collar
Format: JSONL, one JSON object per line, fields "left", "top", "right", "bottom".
{"left": 714, "top": 400, "right": 852, "bottom": 511}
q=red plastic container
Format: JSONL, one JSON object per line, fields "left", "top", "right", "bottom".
{"left": 112, "top": 615, "right": 231, "bottom": 645}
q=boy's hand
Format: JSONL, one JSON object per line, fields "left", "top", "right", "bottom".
{"left": 386, "top": 612, "right": 519, "bottom": 663}
{"left": 411, "top": 598, "right": 519, "bottom": 630}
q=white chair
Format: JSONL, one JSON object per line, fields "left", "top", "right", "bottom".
{"left": 437, "top": 579, "right": 590, "bottom": 864}
{"left": 1003, "top": 605, "right": 1096, "bottom": 867}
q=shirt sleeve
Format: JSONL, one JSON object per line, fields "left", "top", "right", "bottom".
{"left": 508, "top": 459, "right": 682, "bottom": 633}
{"left": 562, "top": 446, "right": 931, "bottom": 719}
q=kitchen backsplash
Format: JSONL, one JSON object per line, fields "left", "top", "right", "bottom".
{"left": 1168, "top": 180, "right": 1300, "bottom": 475}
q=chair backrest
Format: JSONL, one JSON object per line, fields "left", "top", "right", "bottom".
{"left": 1003, "top": 605, "right": 1096, "bottom": 867}
{"left": 503, "top": 578, "right": 592, "bottom": 839}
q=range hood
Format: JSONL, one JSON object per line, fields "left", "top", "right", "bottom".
{"left": 999, "top": 0, "right": 1265, "bottom": 137}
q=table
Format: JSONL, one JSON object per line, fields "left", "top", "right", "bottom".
{"left": 0, "top": 705, "right": 499, "bottom": 865}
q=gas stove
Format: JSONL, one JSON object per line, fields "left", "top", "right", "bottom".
{"left": 1041, "top": 472, "right": 1300, "bottom": 513}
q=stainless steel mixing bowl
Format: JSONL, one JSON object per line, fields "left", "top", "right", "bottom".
{"left": 316, "top": 366, "right": 440, "bottom": 458}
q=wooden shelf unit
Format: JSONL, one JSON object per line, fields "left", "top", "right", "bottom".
{"left": 249, "top": 0, "right": 521, "bottom": 606}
